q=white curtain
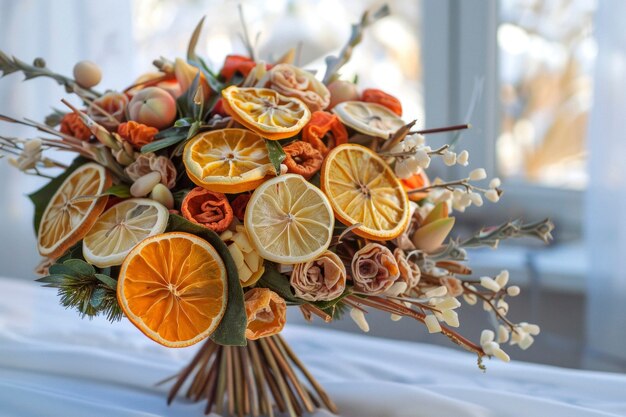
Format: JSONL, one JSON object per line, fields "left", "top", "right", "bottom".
{"left": 0, "top": 0, "right": 133, "bottom": 279}
{"left": 584, "top": 0, "right": 626, "bottom": 372}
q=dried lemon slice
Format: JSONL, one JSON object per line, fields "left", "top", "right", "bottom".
{"left": 332, "top": 101, "right": 405, "bottom": 138}
{"left": 321, "top": 143, "right": 410, "bottom": 240}
{"left": 82, "top": 198, "right": 169, "bottom": 267}
{"left": 221, "top": 86, "right": 311, "bottom": 140}
{"left": 184, "top": 128, "right": 276, "bottom": 193}
{"left": 37, "top": 163, "right": 112, "bottom": 258}
{"left": 245, "top": 174, "right": 334, "bottom": 264}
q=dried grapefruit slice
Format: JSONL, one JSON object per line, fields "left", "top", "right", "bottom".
{"left": 183, "top": 128, "right": 276, "bottom": 193}
{"left": 82, "top": 198, "right": 169, "bottom": 267}
{"left": 245, "top": 174, "right": 334, "bottom": 264}
{"left": 118, "top": 232, "right": 227, "bottom": 348}
{"left": 221, "top": 86, "right": 311, "bottom": 140}
{"left": 320, "top": 143, "right": 410, "bottom": 240}
{"left": 37, "top": 163, "right": 112, "bottom": 258}
{"left": 332, "top": 101, "right": 404, "bottom": 138}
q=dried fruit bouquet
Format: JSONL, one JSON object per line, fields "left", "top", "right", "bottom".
{"left": 0, "top": 5, "right": 552, "bottom": 417}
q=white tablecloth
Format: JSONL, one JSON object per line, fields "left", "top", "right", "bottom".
{"left": 0, "top": 277, "right": 624, "bottom": 417}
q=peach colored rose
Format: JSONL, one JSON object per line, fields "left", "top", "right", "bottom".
{"left": 124, "top": 153, "right": 177, "bottom": 189}
{"left": 245, "top": 288, "right": 287, "bottom": 340}
{"left": 88, "top": 92, "right": 128, "bottom": 130}
{"left": 291, "top": 251, "right": 346, "bottom": 302}
{"left": 351, "top": 243, "right": 400, "bottom": 295}
{"left": 181, "top": 187, "right": 233, "bottom": 233}
{"left": 117, "top": 121, "right": 158, "bottom": 150}
{"left": 265, "top": 64, "right": 330, "bottom": 112}
{"left": 394, "top": 248, "right": 421, "bottom": 289}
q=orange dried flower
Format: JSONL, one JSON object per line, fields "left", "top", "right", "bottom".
{"left": 181, "top": 187, "right": 233, "bottom": 233}
{"left": 361, "top": 88, "right": 402, "bottom": 116}
{"left": 244, "top": 288, "right": 287, "bottom": 340}
{"left": 60, "top": 112, "right": 92, "bottom": 141}
{"left": 118, "top": 121, "right": 159, "bottom": 150}
{"left": 88, "top": 92, "right": 128, "bottom": 130}
{"left": 221, "top": 55, "right": 272, "bottom": 81}
{"left": 282, "top": 141, "right": 323, "bottom": 180}
{"left": 301, "top": 111, "right": 349, "bottom": 156}
{"left": 231, "top": 194, "right": 251, "bottom": 221}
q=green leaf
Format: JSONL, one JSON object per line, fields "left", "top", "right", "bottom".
{"left": 166, "top": 214, "right": 247, "bottom": 346}
{"left": 28, "top": 157, "right": 87, "bottom": 234}
{"left": 64, "top": 259, "right": 96, "bottom": 277}
{"left": 187, "top": 16, "right": 206, "bottom": 62}
{"left": 95, "top": 273, "right": 118, "bottom": 290}
{"left": 265, "top": 140, "right": 286, "bottom": 175}
{"left": 141, "top": 126, "right": 189, "bottom": 153}
{"left": 187, "top": 120, "right": 200, "bottom": 140}
{"left": 90, "top": 287, "right": 107, "bottom": 308}
{"left": 174, "top": 117, "right": 193, "bottom": 127}
{"left": 257, "top": 262, "right": 302, "bottom": 305}
{"left": 103, "top": 184, "right": 131, "bottom": 198}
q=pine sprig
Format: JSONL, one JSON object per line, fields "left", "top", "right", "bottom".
{"left": 37, "top": 258, "right": 123, "bottom": 322}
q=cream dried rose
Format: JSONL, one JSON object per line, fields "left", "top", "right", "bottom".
{"left": 125, "top": 153, "right": 177, "bottom": 189}
{"left": 394, "top": 248, "right": 421, "bottom": 289}
{"left": 263, "top": 64, "right": 330, "bottom": 112}
{"left": 290, "top": 250, "right": 346, "bottom": 301}
{"left": 441, "top": 276, "right": 464, "bottom": 297}
{"left": 351, "top": 243, "right": 400, "bottom": 295}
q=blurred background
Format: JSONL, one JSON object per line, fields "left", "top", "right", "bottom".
{"left": 1, "top": 0, "right": 624, "bottom": 373}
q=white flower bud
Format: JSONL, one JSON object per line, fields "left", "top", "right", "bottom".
{"left": 404, "top": 134, "right": 425, "bottom": 148}
{"left": 434, "top": 297, "right": 462, "bottom": 311}
{"left": 350, "top": 308, "right": 370, "bottom": 333}
{"left": 442, "top": 309, "right": 459, "bottom": 327}
{"left": 394, "top": 157, "right": 420, "bottom": 179}
{"left": 521, "top": 323, "right": 541, "bottom": 336}
{"left": 497, "top": 299, "right": 509, "bottom": 315}
{"left": 483, "top": 301, "right": 492, "bottom": 311}
{"left": 481, "top": 329, "right": 495, "bottom": 345}
{"left": 469, "top": 192, "right": 483, "bottom": 207}
{"left": 518, "top": 334, "right": 535, "bottom": 350}
{"left": 390, "top": 314, "right": 402, "bottom": 322}
{"left": 469, "top": 168, "right": 487, "bottom": 181}
{"left": 507, "top": 286, "right": 521, "bottom": 297}
{"left": 495, "top": 270, "right": 510, "bottom": 287}
{"left": 489, "top": 177, "right": 502, "bottom": 189}
{"left": 414, "top": 149, "right": 431, "bottom": 169}
{"left": 482, "top": 341, "right": 499, "bottom": 355}
{"left": 484, "top": 189, "right": 500, "bottom": 203}
{"left": 480, "top": 277, "right": 501, "bottom": 292}
{"left": 24, "top": 138, "right": 43, "bottom": 153}
{"left": 425, "top": 314, "right": 442, "bottom": 333}
{"left": 493, "top": 347, "right": 511, "bottom": 362}
{"left": 442, "top": 150, "right": 457, "bottom": 166}
{"left": 463, "top": 293, "right": 477, "bottom": 305}
{"left": 457, "top": 150, "right": 469, "bottom": 166}
{"left": 425, "top": 285, "right": 448, "bottom": 298}
{"left": 497, "top": 325, "right": 510, "bottom": 343}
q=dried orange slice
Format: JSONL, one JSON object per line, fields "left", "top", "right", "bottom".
{"left": 37, "top": 163, "right": 112, "bottom": 258}
{"left": 183, "top": 128, "right": 276, "bottom": 193}
{"left": 321, "top": 143, "right": 410, "bottom": 240}
{"left": 82, "top": 198, "right": 169, "bottom": 267}
{"left": 245, "top": 174, "right": 334, "bottom": 264}
{"left": 118, "top": 232, "right": 227, "bottom": 348}
{"left": 332, "top": 101, "right": 404, "bottom": 138}
{"left": 221, "top": 86, "right": 311, "bottom": 140}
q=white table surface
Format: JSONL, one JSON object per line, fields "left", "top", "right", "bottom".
{"left": 0, "top": 277, "right": 624, "bottom": 417}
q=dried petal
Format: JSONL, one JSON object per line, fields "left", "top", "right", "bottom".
{"left": 231, "top": 194, "right": 251, "bottom": 221}
{"left": 125, "top": 153, "right": 177, "bottom": 189}
{"left": 59, "top": 112, "right": 92, "bottom": 141}
{"left": 263, "top": 64, "right": 330, "bottom": 112}
{"left": 301, "top": 111, "right": 348, "bottom": 156}
{"left": 291, "top": 251, "right": 346, "bottom": 302}
{"left": 244, "top": 288, "right": 287, "bottom": 340}
{"left": 351, "top": 243, "right": 400, "bottom": 295}
{"left": 87, "top": 92, "right": 128, "bottom": 130}
{"left": 181, "top": 187, "right": 234, "bottom": 233}
{"left": 282, "top": 141, "right": 323, "bottom": 180}
{"left": 393, "top": 248, "right": 420, "bottom": 289}
{"left": 361, "top": 88, "right": 402, "bottom": 116}
{"left": 117, "top": 121, "right": 158, "bottom": 150}
{"left": 440, "top": 276, "right": 463, "bottom": 297}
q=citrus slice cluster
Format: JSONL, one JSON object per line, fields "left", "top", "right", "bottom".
{"left": 245, "top": 174, "right": 334, "bottom": 264}
{"left": 321, "top": 143, "right": 410, "bottom": 240}
{"left": 117, "top": 232, "right": 227, "bottom": 348}
{"left": 82, "top": 198, "right": 169, "bottom": 267}
{"left": 184, "top": 128, "right": 276, "bottom": 193}
{"left": 38, "top": 163, "right": 112, "bottom": 258}
{"left": 222, "top": 86, "right": 311, "bottom": 140}
{"left": 332, "top": 101, "right": 404, "bottom": 138}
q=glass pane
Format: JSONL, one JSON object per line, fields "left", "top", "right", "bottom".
{"left": 132, "top": 0, "right": 423, "bottom": 121}
{"left": 497, "top": 0, "right": 596, "bottom": 189}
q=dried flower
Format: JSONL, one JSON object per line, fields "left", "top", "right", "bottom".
{"left": 244, "top": 288, "right": 287, "bottom": 340}
{"left": 125, "top": 153, "right": 176, "bottom": 189}
{"left": 117, "top": 121, "right": 158, "bottom": 150}
{"left": 301, "top": 111, "right": 348, "bottom": 156}
{"left": 8, "top": 138, "right": 43, "bottom": 171}
{"left": 361, "top": 88, "right": 402, "bottom": 116}
{"left": 457, "top": 150, "right": 469, "bottom": 166}
{"left": 181, "top": 187, "right": 234, "bottom": 233}
{"left": 282, "top": 141, "right": 324, "bottom": 180}
{"left": 351, "top": 243, "right": 399, "bottom": 295}
{"left": 59, "top": 112, "right": 92, "bottom": 141}
{"left": 291, "top": 251, "right": 346, "bottom": 302}
{"left": 263, "top": 64, "right": 330, "bottom": 112}
{"left": 231, "top": 194, "right": 251, "bottom": 221}
{"left": 87, "top": 91, "right": 128, "bottom": 130}
{"left": 469, "top": 168, "right": 487, "bottom": 181}
{"left": 393, "top": 248, "right": 420, "bottom": 289}
{"left": 440, "top": 276, "right": 463, "bottom": 297}
{"left": 35, "top": 257, "right": 56, "bottom": 276}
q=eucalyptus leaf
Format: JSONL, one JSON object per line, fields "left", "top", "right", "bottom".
{"left": 166, "top": 214, "right": 247, "bottom": 346}
{"left": 265, "top": 140, "right": 286, "bottom": 175}
{"left": 90, "top": 287, "right": 107, "bottom": 308}
{"left": 95, "top": 273, "right": 118, "bottom": 290}
{"left": 141, "top": 126, "right": 189, "bottom": 153}
{"left": 64, "top": 259, "right": 96, "bottom": 277}
{"left": 257, "top": 263, "right": 301, "bottom": 305}
{"left": 187, "top": 16, "right": 206, "bottom": 62}
{"left": 103, "top": 184, "right": 131, "bottom": 198}
{"left": 28, "top": 157, "right": 87, "bottom": 234}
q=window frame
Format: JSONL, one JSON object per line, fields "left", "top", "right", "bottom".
{"left": 422, "top": 0, "right": 583, "bottom": 238}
